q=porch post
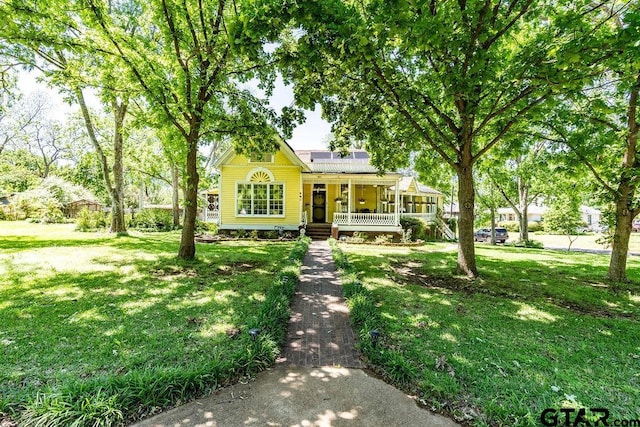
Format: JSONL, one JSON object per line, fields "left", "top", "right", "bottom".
{"left": 394, "top": 178, "right": 400, "bottom": 225}
{"left": 348, "top": 179, "right": 352, "bottom": 225}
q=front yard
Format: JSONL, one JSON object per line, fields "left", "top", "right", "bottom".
{"left": 335, "top": 242, "right": 640, "bottom": 426}
{"left": 0, "top": 222, "right": 306, "bottom": 425}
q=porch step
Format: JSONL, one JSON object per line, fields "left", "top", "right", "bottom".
{"left": 305, "top": 223, "right": 332, "bottom": 240}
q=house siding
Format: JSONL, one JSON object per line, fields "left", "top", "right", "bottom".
{"left": 219, "top": 150, "right": 302, "bottom": 230}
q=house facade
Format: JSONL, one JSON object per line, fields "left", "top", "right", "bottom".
{"left": 204, "top": 141, "right": 446, "bottom": 236}
{"left": 497, "top": 205, "right": 602, "bottom": 229}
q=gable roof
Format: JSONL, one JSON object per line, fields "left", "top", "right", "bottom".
{"left": 215, "top": 138, "right": 310, "bottom": 171}
{"left": 393, "top": 176, "right": 443, "bottom": 195}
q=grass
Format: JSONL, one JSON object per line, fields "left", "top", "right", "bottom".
{"left": 506, "top": 232, "right": 640, "bottom": 253}
{"left": 0, "top": 221, "right": 309, "bottom": 425}
{"left": 331, "top": 240, "right": 640, "bottom": 426}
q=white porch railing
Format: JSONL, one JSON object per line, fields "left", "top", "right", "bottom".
{"left": 333, "top": 212, "right": 397, "bottom": 226}
{"left": 401, "top": 213, "right": 437, "bottom": 223}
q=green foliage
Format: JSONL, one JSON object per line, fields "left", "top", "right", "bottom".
{"left": 1, "top": 224, "right": 308, "bottom": 426}
{"left": 499, "top": 221, "right": 520, "bottom": 232}
{"left": 399, "top": 216, "right": 426, "bottom": 241}
{"left": 345, "top": 231, "right": 366, "bottom": 243}
{"left": 528, "top": 221, "right": 544, "bottom": 233}
{"left": 130, "top": 208, "right": 174, "bottom": 232}
{"left": 509, "top": 239, "right": 544, "bottom": 249}
{"left": 543, "top": 201, "right": 583, "bottom": 236}
{"left": 337, "top": 243, "right": 640, "bottom": 425}
{"left": 76, "top": 208, "right": 107, "bottom": 232}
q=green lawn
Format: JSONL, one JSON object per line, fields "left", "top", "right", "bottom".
{"left": 0, "top": 221, "right": 305, "bottom": 426}
{"left": 334, "top": 242, "right": 640, "bottom": 426}
{"left": 506, "top": 232, "right": 640, "bottom": 252}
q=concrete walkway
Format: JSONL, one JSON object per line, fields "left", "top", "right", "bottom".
{"left": 132, "top": 241, "right": 459, "bottom": 427}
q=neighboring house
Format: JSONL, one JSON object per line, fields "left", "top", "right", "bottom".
{"left": 497, "top": 204, "right": 602, "bottom": 229}
{"left": 204, "top": 141, "right": 445, "bottom": 236}
{"left": 497, "top": 205, "right": 546, "bottom": 223}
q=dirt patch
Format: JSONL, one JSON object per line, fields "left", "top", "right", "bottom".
{"left": 150, "top": 267, "right": 198, "bottom": 280}
{"left": 216, "top": 262, "right": 259, "bottom": 275}
{"left": 389, "top": 262, "right": 476, "bottom": 295}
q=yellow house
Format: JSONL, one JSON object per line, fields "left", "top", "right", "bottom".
{"left": 204, "top": 140, "right": 445, "bottom": 237}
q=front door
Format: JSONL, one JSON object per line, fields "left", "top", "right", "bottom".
{"left": 312, "top": 187, "right": 326, "bottom": 223}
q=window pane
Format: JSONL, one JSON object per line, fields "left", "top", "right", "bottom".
{"left": 269, "top": 184, "right": 284, "bottom": 215}
{"left": 254, "top": 184, "right": 268, "bottom": 215}
{"left": 237, "top": 184, "right": 252, "bottom": 214}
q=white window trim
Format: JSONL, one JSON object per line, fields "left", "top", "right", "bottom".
{"left": 235, "top": 181, "right": 286, "bottom": 218}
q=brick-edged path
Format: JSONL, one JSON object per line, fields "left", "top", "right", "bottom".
{"left": 278, "top": 240, "right": 364, "bottom": 368}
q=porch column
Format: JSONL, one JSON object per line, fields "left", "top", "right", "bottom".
{"left": 348, "top": 179, "right": 352, "bottom": 225}
{"left": 394, "top": 178, "right": 400, "bottom": 225}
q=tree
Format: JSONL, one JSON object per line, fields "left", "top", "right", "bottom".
{"left": 543, "top": 197, "right": 583, "bottom": 252}
{"left": 13, "top": 93, "right": 69, "bottom": 178}
{"left": 475, "top": 167, "right": 505, "bottom": 245}
{"left": 0, "top": 1, "right": 133, "bottom": 233}
{"left": 85, "top": 0, "right": 286, "bottom": 259}
{"left": 485, "top": 137, "right": 549, "bottom": 242}
{"left": 262, "top": 0, "right": 611, "bottom": 277}
{"left": 535, "top": 3, "right": 639, "bottom": 281}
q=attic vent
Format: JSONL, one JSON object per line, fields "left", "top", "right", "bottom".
{"left": 250, "top": 170, "right": 272, "bottom": 183}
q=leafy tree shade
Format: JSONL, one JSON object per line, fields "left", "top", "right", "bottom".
{"left": 485, "top": 138, "right": 550, "bottom": 242}
{"left": 86, "top": 0, "right": 284, "bottom": 259}
{"left": 536, "top": 3, "right": 639, "bottom": 281}
{"left": 0, "top": 0, "right": 133, "bottom": 233}
{"left": 260, "top": 0, "right": 610, "bottom": 276}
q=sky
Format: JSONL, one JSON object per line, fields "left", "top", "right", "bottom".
{"left": 17, "top": 70, "right": 332, "bottom": 151}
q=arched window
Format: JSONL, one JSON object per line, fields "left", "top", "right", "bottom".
{"left": 236, "top": 168, "right": 284, "bottom": 216}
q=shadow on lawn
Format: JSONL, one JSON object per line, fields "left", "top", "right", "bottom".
{"left": 350, "top": 246, "right": 640, "bottom": 320}
{"left": 340, "top": 245, "right": 640, "bottom": 424}
{"left": 0, "top": 241, "right": 293, "bottom": 398}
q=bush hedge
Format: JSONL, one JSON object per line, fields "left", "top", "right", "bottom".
{"left": 130, "top": 208, "right": 174, "bottom": 232}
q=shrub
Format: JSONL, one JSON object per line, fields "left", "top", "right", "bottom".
{"left": 528, "top": 221, "right": 544, "bottom": 233}
{"left": 265, "top": 230, "right": 279, "bottom": 239}
{"left": 374, "top": 234, "right": 392, "bottom": 244}
{"left": 345, "top": 231, "right": 367, "bottom": 243}
{"left": 400, "top": 216, "right": 426, "bottom": 241}
{"left": 40, "top": 200, "right": 65, "bottom": 224}
{"left": 130, "top": 208, "right": 174, "bottom": 232}
{"left": 194, "top": 219, "right": 216, "bottom": 234}
{"left": 499, "top": 221, "right": 520, "bottom": 232}
{"left": 76, "top": 208, "right": 107, "bottom": 232}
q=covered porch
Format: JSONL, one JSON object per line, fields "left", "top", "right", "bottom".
{"left": 302, "top": 176, "right": 403, "bottom": 232}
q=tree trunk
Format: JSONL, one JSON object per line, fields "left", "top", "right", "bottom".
{"left": 490, "top": 206, "right": 496, "bottom": 245}
{"left": 607, "top": 72, "right": 639, "bottom": 282}
{"left": 178, "top": 138, "right": 199, "bottom": 260}
{"left": 518, "top": 178, "right": 529, "bottom": 242}
{"left": 171, "top": 162, "right": 180, "bottom": 227}
{"left": 456, "top": 164, "right": 478, "bottom": 277}
{"left": 75, "top": 87, "right": 126, "bottom": 233}
{"left": 608, "top": 203, "right": 633, "bottom": 282}
{"left": 110, "top": 99, "right": 128, "bottom": 234}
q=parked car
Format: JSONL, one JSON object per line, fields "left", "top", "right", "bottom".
{"left": 474, "top": 227, "right": 509, "bottom": 243}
